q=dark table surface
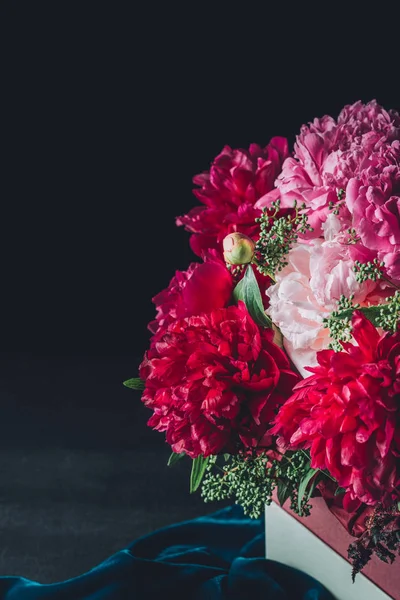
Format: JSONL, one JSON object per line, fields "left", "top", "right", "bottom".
{"left": 0, "top": 353, "right": 225, "bottom": 583}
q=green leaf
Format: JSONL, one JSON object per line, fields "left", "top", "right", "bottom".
{"left": 335, "top": 305, "right": 392, "bottom": 327}
{"left": 190, "top": 455, "right": 213, "bottom": 493}
{"left": 307, "top": 472, "right": 322, "bottom": 500}
{"left": 223, "top": 453, "right": 231, "bottom": 462}
{"left": 237, "top": 265, "right": 272, "bottom": 328}
{"left": 277, "top": 480, "right": 291, "bottom": 507}
{"left": 298, "top": 465, "right": 318, "bottom": 515}
{"left": 123, "top": 378, "right": 145, "bottom": 390}
{"left": 167, "top": 452, "right": 186, "bottom": 467}
{"left": 232, "top": 278, "right": 244, "bottom": 303}
{"left": 334, "top": 486, "right": 346, "bottom": 497}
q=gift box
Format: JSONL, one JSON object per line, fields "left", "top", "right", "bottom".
{"left": 265, "top": 496, "right": 400, "bottom": 600}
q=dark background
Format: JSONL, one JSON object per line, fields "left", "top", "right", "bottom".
{"left": 0, "top": 2, "right": 399, "bottom": 583}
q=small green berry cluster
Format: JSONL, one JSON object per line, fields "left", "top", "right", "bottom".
{"left": 323, "top": 289, "right": 400, "bottom": 350}
{"left": 353, "top": 258, "right": 386, "bottom": 283}
{"left": 201, "top": 450, "right": 317, "bottom": 519}
{"left": 201, "top": 452, "right": 274, "bottom": 518}
{"left": 375, "top": 291, "right": 400, "bottom": 333}
{"left": 323, "top": 294, "right": 360, "bottom": 351}
{"left": 254, "top": 200, "right": 313, "bottom": 278}
{"left": 268, "top": 451, "right": 314, "bottom": 517}
{"left": 345, "top": 228, "right": 361, "bottom": 245}
{"left": 328, "top": 188, "right": 346, "bottom": 215}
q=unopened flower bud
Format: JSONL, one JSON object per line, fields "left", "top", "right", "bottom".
{"left": 223, "top": 233, "right": 255, "bottom": 265}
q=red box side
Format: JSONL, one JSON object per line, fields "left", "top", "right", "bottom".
{"left": 273, "top": 494, "right": 400, "bottom": 599}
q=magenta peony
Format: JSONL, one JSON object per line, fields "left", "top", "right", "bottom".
{"left": 176, "top": 138, "right": 289, "bottom": 256}
{"left": 271, "top": 312, "right": 400, "bottom": 509}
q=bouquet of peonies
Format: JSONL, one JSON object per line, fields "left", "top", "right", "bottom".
{"left": 125, "top": 100, "right": 400, "bottom": 579}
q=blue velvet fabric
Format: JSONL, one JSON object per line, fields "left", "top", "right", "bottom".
{"left": 0, "top": 506, "right": 334, "bottom": 599}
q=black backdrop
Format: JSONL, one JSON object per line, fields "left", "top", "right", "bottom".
{"left": 1, "top": 4, "right": 399, "bottom": 357}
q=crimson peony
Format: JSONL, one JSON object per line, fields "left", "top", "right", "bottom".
{"left": 148, "top": 255, "right": 233, "bottom": 335}
{"left": 271, "top": 311, "right": 400, "bottom": 509}
{"left": 176, "top": 139, "right": 289, "bottom": 257}
{"left": 140, "top": 302, "right": 299, "bottom": 458}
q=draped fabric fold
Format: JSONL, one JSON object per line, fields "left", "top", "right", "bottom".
{"left": 0, "top": 506, "right": 334, "bottom": 599}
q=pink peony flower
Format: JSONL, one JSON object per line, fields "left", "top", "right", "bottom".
{"left": 266, "top": 215, "right": 382, "bottom": 376}
{"left": 176, "top": 138, "right": 289, "bottom": 257}
{"left": 255, "top": 101, "right": 400, "bottom": 261}
{"left": 345, "top": 153, "right": 400, "bottom": 280}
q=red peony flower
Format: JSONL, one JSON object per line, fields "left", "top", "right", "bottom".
{"left": 140, "top": 302, "right": 299, "bottom": 458}
{"left": 148, "top": 254, "right": 233, "bottom": 335}
{"left": 271, "top": 311, "right": 400, "bottom": 508}
{"left": 176, "top": 138, "right": 289, "bottom": 257}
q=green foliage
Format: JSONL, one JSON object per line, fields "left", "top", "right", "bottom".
{"left": 232, "top": 278, "right": 244, "bottom": 303}
{"left": 297, "top": 466, "right": 319, "bottom": 515}
{"left": 353, "top": 258, "right": 386, "bottom": 283}
{"left": 352, "top": 259, "right": 400, "bottom": 330}
{"left": 201, "top": 452, "right": 275, "bottom": 519}
{"left": 254, "top": 200, "right": 313, "bottom": 278}
{"left": 167, "top": 452, "right": 186, "bottom": 467}
{"left": 328, "top": 188, "right": 346, "bottom": 215}
{"left": 374, "top": 290, "right": 400, "bottom": 333}
{"left": 324, "top": 290, "right": 400, "bottom": 351}
{"left": 348, "top": 504, "right": 400, "bottom": 580}
{"left": 123, "top": 378, "right": 145, "bottom": 390}
{"left": 277, "top": 479, "right": 291, "bottom": 506}
{"left": 268, "top": 450, "right": 315, "bottom": 517}
{"left": 323, "top": 294, "right": 359, "bottom": 351}
{"left": 201, "top": 450, "right": 322, "bottom": 519}
{"left": 190, "top": 455, "right": 214, "bottom": 493}
{"left": 336, "top": 188, "right": 345, "bottom": 201}
{"left": 233, "top": 265, "right": 272, "bottom": 328}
